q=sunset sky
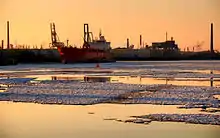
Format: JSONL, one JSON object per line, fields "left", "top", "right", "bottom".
{"left": 0, "top": 0, "right": 220, "bottom": 50}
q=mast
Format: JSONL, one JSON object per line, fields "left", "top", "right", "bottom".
{"left": 99, "top": 29, "right": 102, "bottom": 38}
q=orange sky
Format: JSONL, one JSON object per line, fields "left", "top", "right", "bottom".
{"left": 0, "top": 0, "right": 220, "bottom": 50}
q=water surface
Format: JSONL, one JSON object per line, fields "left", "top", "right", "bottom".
{"left": 0, "top": 102, "right": 219, "bottom": 138}
{"left": 1, "top": 61, "right": 220, "bottom": 138}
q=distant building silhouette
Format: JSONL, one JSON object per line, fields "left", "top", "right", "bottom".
{"left": 151, "top": 37, "right": 178, "bottom": 50}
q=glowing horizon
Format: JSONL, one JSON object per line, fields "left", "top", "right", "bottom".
{"left": 0, "top": 0, "right": 220, "bottom": 50}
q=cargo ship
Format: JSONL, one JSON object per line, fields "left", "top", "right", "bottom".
{"left": 50, "top": 23, "right": 114, "bottom": 63}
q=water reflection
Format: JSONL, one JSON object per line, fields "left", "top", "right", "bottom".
{"left": 51, "top": 75, "right": 83, "bottom": 81}
{"left": 114, "top": 76, "right": 220, "bottom": 87}
{"left": 0, "top": 84, "right": 8, "bottom": 92}
{"left": 210, "top": 70, "right": 214, "bottom": 87}
{"left": 214, "top": 95, "right": 220, "bottom": 100}
{"left": 84, "top": 76, "right": 111, "bottom": 82}
{"left": 22, "top": 74, "right": 220, "bottom": 87}
{"left": 0, "top": 102, "right": 219, "bottom": 138}
{"left": 51, "top": 75, "right": 111, "bottom": 82}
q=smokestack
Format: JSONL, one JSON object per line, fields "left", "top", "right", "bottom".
{"left": 7, "top": 21, "right": 10, "bottom": 49}
{"left": 166, "top": 32, "right": 168, "bottom": 41}
{"left": 210, "top": 23, "right": 214, "bottom": 54}
{"left": 67, "top": 39, "right": 69, "bottom": 46}
{"left": 127, "top": 38, "right": 129, "bottom": 49}
{"left": 1, "top": 40, "right": 3, "bottom": 49}
{"left": 140, "top": 35, "right": 142, "bottom": 48}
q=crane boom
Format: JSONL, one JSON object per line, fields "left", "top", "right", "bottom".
{"left": 50, "top": 23, "right": 64, "bottom": 48}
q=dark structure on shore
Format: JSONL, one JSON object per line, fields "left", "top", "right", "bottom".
{"left": 140, "top": 35, "right": 142, "bottom": 48}
{"left": 210, "top": 23, "right": 214, "bottom": 54}
{"left": 1, "top": 40, "right": 3, "bottom": 49}
{"left": 127, "top": 38, "right": 129, "bottom": 49}
{"left": 7, "top": 21, "right": 10, "bottom": 49}
{"left": 1, "top": 22, "right": 220, "bottom": 66}
{"left": 151, "top": 37, "right": 179, "bottom": 50}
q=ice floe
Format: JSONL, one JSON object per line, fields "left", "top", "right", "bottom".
{"left": 0, "top": 80, "right": 219, "bottom": 108}
{"left": 130, "top": 114, "right": 220, "bottom": 126}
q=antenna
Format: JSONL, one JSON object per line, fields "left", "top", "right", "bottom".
{"left": 99, "top": 29, "right": 102, "bottom": 38}
{"left": 67, "top": 39, "right": 69, "bottom": 47}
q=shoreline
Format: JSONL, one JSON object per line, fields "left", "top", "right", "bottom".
{"left": 1, "top": 49, "right": 220, "bottom": 66}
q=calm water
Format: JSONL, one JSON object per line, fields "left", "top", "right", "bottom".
{"left": 0, "top": 102, "right": 219, "bottom": 138}
{"left": 0, "top": 61, "right": 220, "bottom": 138}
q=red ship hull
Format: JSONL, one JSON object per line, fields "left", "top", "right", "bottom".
{"left": 57, "top": 47, "right": 114, "bottom": 63}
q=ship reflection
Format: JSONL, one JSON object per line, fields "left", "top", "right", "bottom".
{"left": 49, "top": 74, "right": 220, "bottom": 87}
{"left": 51, "top": 76, "right": 81, "bottom": 81}
{"left": 210, "top": 70, "right": 214, "bottom": 87}
{"left": 51, "top": 76, "right": 111, "bottom": 82}
{"left": 84, "top": 76, "right": 111, "bottom": 82}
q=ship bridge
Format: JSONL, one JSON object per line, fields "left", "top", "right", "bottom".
{"left": 89, "top": 30, "right": 111, "bottom": 51}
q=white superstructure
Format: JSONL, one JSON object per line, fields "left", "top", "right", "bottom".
{"left": 88, "top": 31, "right": 111, "bottom": 51}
